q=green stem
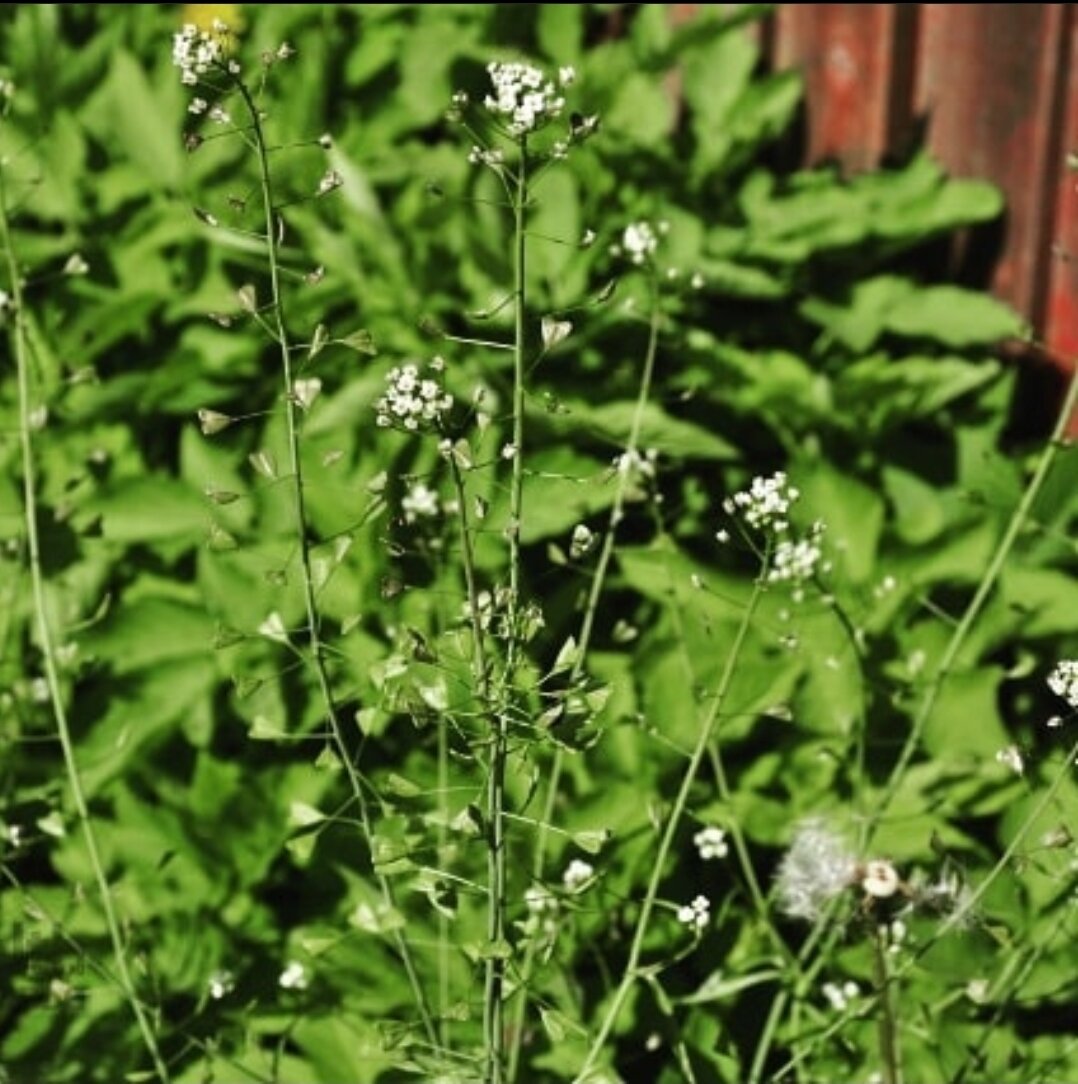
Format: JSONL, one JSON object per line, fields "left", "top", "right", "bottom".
{"left": 872, "top": 367, "right": 1078, "bottom": 832}
{"left": 237, "top": 82, "right": 436, "bottom": 1047}
{"left": 874, "top": 925, "right": 903, "bottom": 1084}
{"left": 573, "top": 569, "right": 767, "bottom": 1083}
{"left": 507, "top": 275, "right": 664, "bottom": 1083}
{"left": 1, "top": 163, "right": 171, "bottom": 1084}
{"left": 483, "top": 139, "right": 529, "bottom": 1084}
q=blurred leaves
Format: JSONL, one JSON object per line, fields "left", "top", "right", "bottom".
{"left": 0, "top": 5, "right": 1074, "bottom": 1084}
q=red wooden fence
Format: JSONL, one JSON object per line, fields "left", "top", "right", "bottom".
{"left": 674, "top": 4, "right": 1078, "bottom": 422}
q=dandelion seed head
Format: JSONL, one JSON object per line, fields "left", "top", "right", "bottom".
{"left": 775, "top": 818, "right": 857, "bottom": 921}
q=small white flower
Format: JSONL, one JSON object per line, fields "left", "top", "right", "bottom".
{"left": 861, "top": 859, "right": 900, "bottom": 899}
{"left": 995, "top": 744, "right": 1024, "bottom": 776}
{"left": 62, "top": 253, "right": 89, "bottom": 276}
{"left": 1047, "top": 659, "right": 1078, "bottom": 710}
{"left": 621, "top": 221, "right": 658, "bottom": 265}
{"left": 501, "top": 443, "right": 518, "bottom": 461}
{"left": 563, "top": 858, "right": 594, "bottom": 892}
{"left": 558, "top": 66, "right": 576, "bottom": 86}
{"left": 693, "top": 826, "right": 729, "bottom": 860}
{"left": 525, "top": 884, "right": 556, "bottom": 914}
{"left": 690, "top": 272, "right": 705, "bottom": 290}
{"left": 821, "top": 980, "right": 860, "bottom": 1011}
{"left": 207, "top": 969, "right": 235, "bottom": 1000}
{"left": 208, "top": 103, "right": 230, "bottom": 125}
{"left": 278, "top": 960, "right": 309, "bottom": 990}
{"left": 402, "top": 481, "right": 440, "bottom": 523}
{"left": 188, "top": 96, "right": 208, "bottom": 115}
{"left": 676, "top": 894, "right": 710, "bottom": 931}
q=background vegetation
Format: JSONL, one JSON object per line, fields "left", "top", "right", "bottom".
{"left": 1, "top": 5, "right": 1075, "bottom": 1083}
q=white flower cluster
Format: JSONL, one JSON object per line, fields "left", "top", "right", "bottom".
{"left": 278, "top": 960, "right": 309, "bottom": 990}
{"left": 693, "top": 826, "right": 729, "bottom": 860}
{"left": 483, "top": 61, "right": 572, "bottom": 137}
{"left": 622, "top": 221, "right": 659, "bottom": 264}
{"left": 402, "top": 481, "right": 440, "bottom": 523}
{"left": 1047, "top": 659, "right": 1078, "bottom": 709}
{"left": 563, "top": 858, "right": 594, "bottom": 892}
{"left": 821, "top": 980, "right": 861, "bottom": 1012}
{"left": 207, "top": 969, "right": 235, "bottom": 1000}
{"left": 375, "top": 359, "right": 453, "bottom": 431}
{"left": 723, "top": 471, "right": 799, "bottom": 534}
{"left": 677, "top": 894, "right": 711, "bottom": 931}
{"left": 172, "top": 21, "right": 235, "bottom": 86}
{"left": 768, "top": 522, "right": 827, "bottom": 586}
{"left": 524, "top": 885, "right": 559, "bottom": 940}
{"left": 467, "top": 145, "right": 505, "bottom": 168}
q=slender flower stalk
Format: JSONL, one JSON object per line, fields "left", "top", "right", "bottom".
{"left": 230, "top": 76, "right": 436, "bottom": 1048}
{"left": 572, "top": 565, "right": 768, "bottom": 1083}
{"left": 508, "top": 272, "right": 664, "bottom": 1083}
{"left": 870, "top": 366, "right": 1078, "bottom": 839}
{"left": 1, "top": 161, "right": 171, "bottom": 1084}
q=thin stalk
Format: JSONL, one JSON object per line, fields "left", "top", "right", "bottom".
{"left": 650, "top": 520, "right": 793, "bottom": 965}
{"left": 507, "top": 275, "right": 663, "bottom": 1083}
{"left": 236, "top": 83, "right": 436, "bottom": 1046}
{"left": 872, "top": 367, "right": 1078, "bottom": 835}
{"left": 483, "top": 137, "right": 529, "bottom": 1084}
{"left": 573, "top": 570, "right": 767, "bottom": 1084}
{"left": 0, "top": 167, "right": 171, "bottom": 1083}
{"left": 874, "top": 925, "right": 903, "bottom": 1084}
{"left": 437, "top": 712, "right": 450, "bottom": 1048}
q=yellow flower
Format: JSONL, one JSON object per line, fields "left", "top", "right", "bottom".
{"left": 180, "top": 4, "right": 243, "bottom": 33}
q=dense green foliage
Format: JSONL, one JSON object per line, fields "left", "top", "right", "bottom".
{"left": 1, "top": 6, "right": 1075, "bottom": 1084}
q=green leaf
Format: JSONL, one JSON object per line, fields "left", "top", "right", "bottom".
{"left": 561, "top": 400, "right": 739, "bottom": 461}
{"left": 884, "top": 286, "right": 1026, "bottom": 347}
{"left": 680, "top": 968, "right": 781, "bottom": 1005}
{"left": 83, "top": 476, "right": 206, "bottom": 544}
